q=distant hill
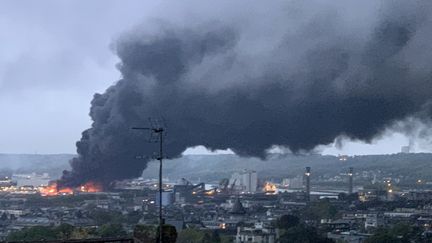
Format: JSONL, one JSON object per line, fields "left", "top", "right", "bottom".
{"left": 1, "top": 153, "right": 431, "bottom": 182}
{"left": 142, "top": 153, "right": 432, "bottom": 182}
{"left": 0, "top": 154, "right": 74, "bottom": 178}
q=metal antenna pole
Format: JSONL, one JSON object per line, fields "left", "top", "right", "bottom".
{"left": 132, "top": 123, "right": 165, "bottom": 243}
{"left": 157, "top": 128, "right": 164, "bottom": 243}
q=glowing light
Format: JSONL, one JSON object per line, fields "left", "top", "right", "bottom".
{"left": 79, "top": 181, "right": 103, "bottom": 193}
{"left": 205, "top": 190, "right": 215, "bottom": 196}
{"left": 263, "top": 182, "right": 277, "bottom": 193}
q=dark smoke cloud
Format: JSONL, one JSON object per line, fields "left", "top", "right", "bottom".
{"left": 60, "top": 1, "right": 432, "bottom": 187}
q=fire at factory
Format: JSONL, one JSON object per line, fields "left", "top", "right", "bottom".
{"left": 0, "top": 173, "right": 103, "bottom": 197}
{"left": 40, "top": 181, "right": 103, "bottom": 197}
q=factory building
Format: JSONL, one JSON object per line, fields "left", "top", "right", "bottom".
{"left": 282, "top": 176, "right": 303, "bottom": 189}
{"left": 230, "top": 170, "right": 258, "bottom": 193}
{"left": 156, "top": 191, "right": 174, "bottom": 206}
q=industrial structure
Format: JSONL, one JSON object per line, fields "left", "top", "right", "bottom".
{"left": 173, "top": 178, "right": 206, "bottom": 203}
{"left": 305, "top": 167, "right": 311, "bottom": 201}
{"left": 348, "top": 167, "right": 354, "bottom": 194}
{"left": 229, "top": 170, "right": 258, "bottom": 193}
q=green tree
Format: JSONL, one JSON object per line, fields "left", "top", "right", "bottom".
{"left": 89, "top": 209, "right": 124, "bottom": 225}
{"left": 390, "top": 223, "right": 422, "bottom": 242}
{"left": 220, "top": 235, "right": 233, "bottom": 243}
{"left": 125, "top": 210, "right": 142, "bottom": 224}
{"left": 133, "top": 224, "right": 177, "bottom": 243}
{"left": 202, "top": 230, "right": 221, "bottom": 243}
{"left": 366, "top": 224, "right": 424, "bottom": 243}
{"left": 7, "top": 226, "right": 58, "bottom": 241}
{"left": 279, "top": 225, "right": 333, "bottom": 243}
{"left": 306, "top": 199, "right": 338, "bottom": 220}
{"left": 365, "top": 228, "right": 400, "bottom": 243}
{"left": 177, "top": 228, "right": 205, "bottom": 243}
{"left": 97, "top": 223, "right": 127, "bottom": 238}
{"left": 55, "top": 223, "right": 75, "bottom": 239}
{"left": 276, "top": 215, "right": 300, "bottom": 229}
{"left": 70, "top": 227, "right": 91, "bottom": 239}
{"left": 158, "top": 225, "right": 178, "bottom": 243}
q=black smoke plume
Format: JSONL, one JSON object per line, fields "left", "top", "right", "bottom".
{"left": 60, "top": 1, "right": 432, "bottom": 187}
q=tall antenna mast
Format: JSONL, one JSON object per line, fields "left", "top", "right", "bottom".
{"left": 305, "top": 167, "right": 311, "bottom": 202}
{"left": 132, "top": 118, "right": 166, "bottom": 243}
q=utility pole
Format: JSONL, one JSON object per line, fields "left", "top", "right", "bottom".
{"left": 132, "top": 119, "right": 165, "bottom": 243}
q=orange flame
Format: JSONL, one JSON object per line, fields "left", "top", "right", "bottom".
{"left": 58, "top": 187, "right": 74, "bottom": 195}
{"left": 40, "top": 182, "right": 73, "bottom": 196}
{"left": 40, "top": 181, "right": 102, "bottom": 196}
{"left": 263, "top": 182, "right": 277, "bottom": 193}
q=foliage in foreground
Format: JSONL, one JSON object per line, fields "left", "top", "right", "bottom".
{"left": 277, "top": 215, "right": 334, "bottom": 243}
{"left": 7, "top": 223, "right": 127, "bottom": 241}
{"left": 365, "top": 223, "right": 428, "bottom": 243}
{"left": 176, "top": 228, "right": 226, "bottom": 243}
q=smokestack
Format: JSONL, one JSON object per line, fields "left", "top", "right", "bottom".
{"left": 348, "top": 167, "right": 353, "bottom": 194}
{"left": 305, "top": 167, "right": 311, "bottom": 201}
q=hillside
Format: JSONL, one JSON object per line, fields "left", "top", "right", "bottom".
{"left": 1, "top": 153, "right": 431, "bottom": 182}
{"left": 143, "top": 153, "right": 432, "bottom": 182}
{"left": 0, "top": 154, "right": 74, "bottom": 178}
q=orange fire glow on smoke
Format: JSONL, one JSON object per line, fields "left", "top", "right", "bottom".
{"left": 40, "top": 181, "right": 102, "bottom": 196}
{"left": 40, "top": 182, "right": 73, "bottom": 196}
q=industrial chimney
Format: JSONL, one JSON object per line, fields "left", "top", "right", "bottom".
{"left": 305, "top": 167, "right": 311, "bottom": 201}
{"left": 348, "top": 167, "right": 353, "bottom": 194}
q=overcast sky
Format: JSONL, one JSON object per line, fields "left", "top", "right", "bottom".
{"left": 0, "top": 1, "right": 427, "bottom": 155}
